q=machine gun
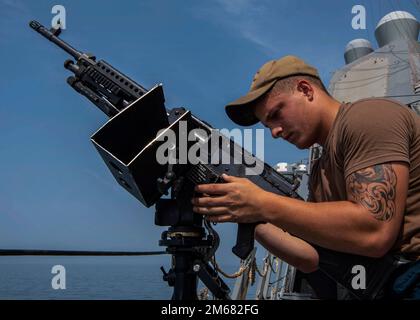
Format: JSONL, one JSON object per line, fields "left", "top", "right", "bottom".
{"left": 30, "top": 20, "right": 405, "bottom": 300}
{"left": 29, "top": 20, "right": 301, "bottom": 300}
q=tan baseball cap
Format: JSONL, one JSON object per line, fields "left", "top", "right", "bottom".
{"left": 225, "top": 55, "right": 320, "bottom": 126}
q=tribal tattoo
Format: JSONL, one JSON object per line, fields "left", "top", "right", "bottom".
{"left": 347, "top": 164, "right": 397, "bottom": 221}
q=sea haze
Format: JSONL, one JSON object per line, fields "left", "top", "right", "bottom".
{"left": 0, "top": 256, "right": 243, "bottom": 299}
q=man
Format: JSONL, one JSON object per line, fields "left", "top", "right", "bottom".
{"left": 191, "top": 56, "right": 420, "bottom": 299}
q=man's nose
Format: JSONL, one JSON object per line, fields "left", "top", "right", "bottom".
{"left": 271, "top": 127, "right": 283, "bottom": 139}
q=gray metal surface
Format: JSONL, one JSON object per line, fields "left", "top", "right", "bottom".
{"left": 330, "top": 38, "right": 420, "bottom": 110}
{"left": 330, "top": 11, "right": 420, "bottom": 112}
{"left": 344, "top": 39, "right": 374, "bottom": 64}
{"left": 375, "top": 11, "right": 419, "bottom": 48}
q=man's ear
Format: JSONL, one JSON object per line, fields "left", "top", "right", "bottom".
{"left": 296, "top": 80, "right": 314, "bottom": 101}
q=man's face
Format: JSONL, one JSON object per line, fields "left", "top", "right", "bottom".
{"left": 254, "top": 84, "right": 319, "bottom": 149}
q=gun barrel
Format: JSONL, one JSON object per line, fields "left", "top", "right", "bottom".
{"left": 29, "top": 20, "right": 82, "bottom": 60}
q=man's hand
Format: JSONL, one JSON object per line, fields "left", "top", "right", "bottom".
{"left": 192, "top": 174, "right": 268, "bottom": 223}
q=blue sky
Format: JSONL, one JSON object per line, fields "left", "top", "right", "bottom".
{"left": 0, "top": 0, "right": 419, "bottom": 266}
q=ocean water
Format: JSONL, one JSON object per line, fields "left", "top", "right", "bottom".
{"left": 0, "top": 256, "right": 248, "bottom": 300}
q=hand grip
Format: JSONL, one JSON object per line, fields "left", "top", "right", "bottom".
{"left": 232, "top": 223, "right": 257, "bottom": 260}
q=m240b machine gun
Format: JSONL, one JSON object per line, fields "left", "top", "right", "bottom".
{"left": 30, "top": 21, "right": 402, "bottom": 300}
{"left": 29, "top": 21, "right": 301, "bottom": 300}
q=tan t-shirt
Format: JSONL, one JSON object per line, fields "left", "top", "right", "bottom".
{"left": 309, "top": 98, "right": 420, "bottom": 260}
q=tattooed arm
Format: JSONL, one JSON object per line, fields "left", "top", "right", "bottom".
{"left": 342, "top": 163, "right": 407, "bottom": 254}
{"left": 346, "top": 164, "right": 397, "bottom": 222}
{"left": 256, "top": 162, "right": 408, "bottom": 257}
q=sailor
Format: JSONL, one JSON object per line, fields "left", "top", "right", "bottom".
{"left": 192, "top": 55, "right": 420, "bottom": 299}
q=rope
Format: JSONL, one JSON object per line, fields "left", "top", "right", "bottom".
{"left": 198, "top": 287, "right": 209, "bottom": 300}
{"left": 210, "top": 252, "right": 276, "bottom": 287}
{"left": 249, "top": 260, "right": 256, "bottom": 285}
{"left": 212, "top": 257, "right": 250, "bottom": 279}
{"left": 254, "top": 254, "right": 276, "bottom": 277}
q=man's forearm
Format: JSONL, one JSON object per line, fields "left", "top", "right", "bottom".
{"left": 255, "top": 223, "right": 319, "bottom": 273}
{"left": 259, "top": 192, "right": 385, "bottom": 256}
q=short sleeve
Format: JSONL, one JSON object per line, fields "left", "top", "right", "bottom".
{"left": 340, "top": 99, "right": 412, "bottom": 178}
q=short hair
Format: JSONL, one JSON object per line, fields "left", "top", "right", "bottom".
{"left": 269, "top": 75, "right": 330, "bottom": 97}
